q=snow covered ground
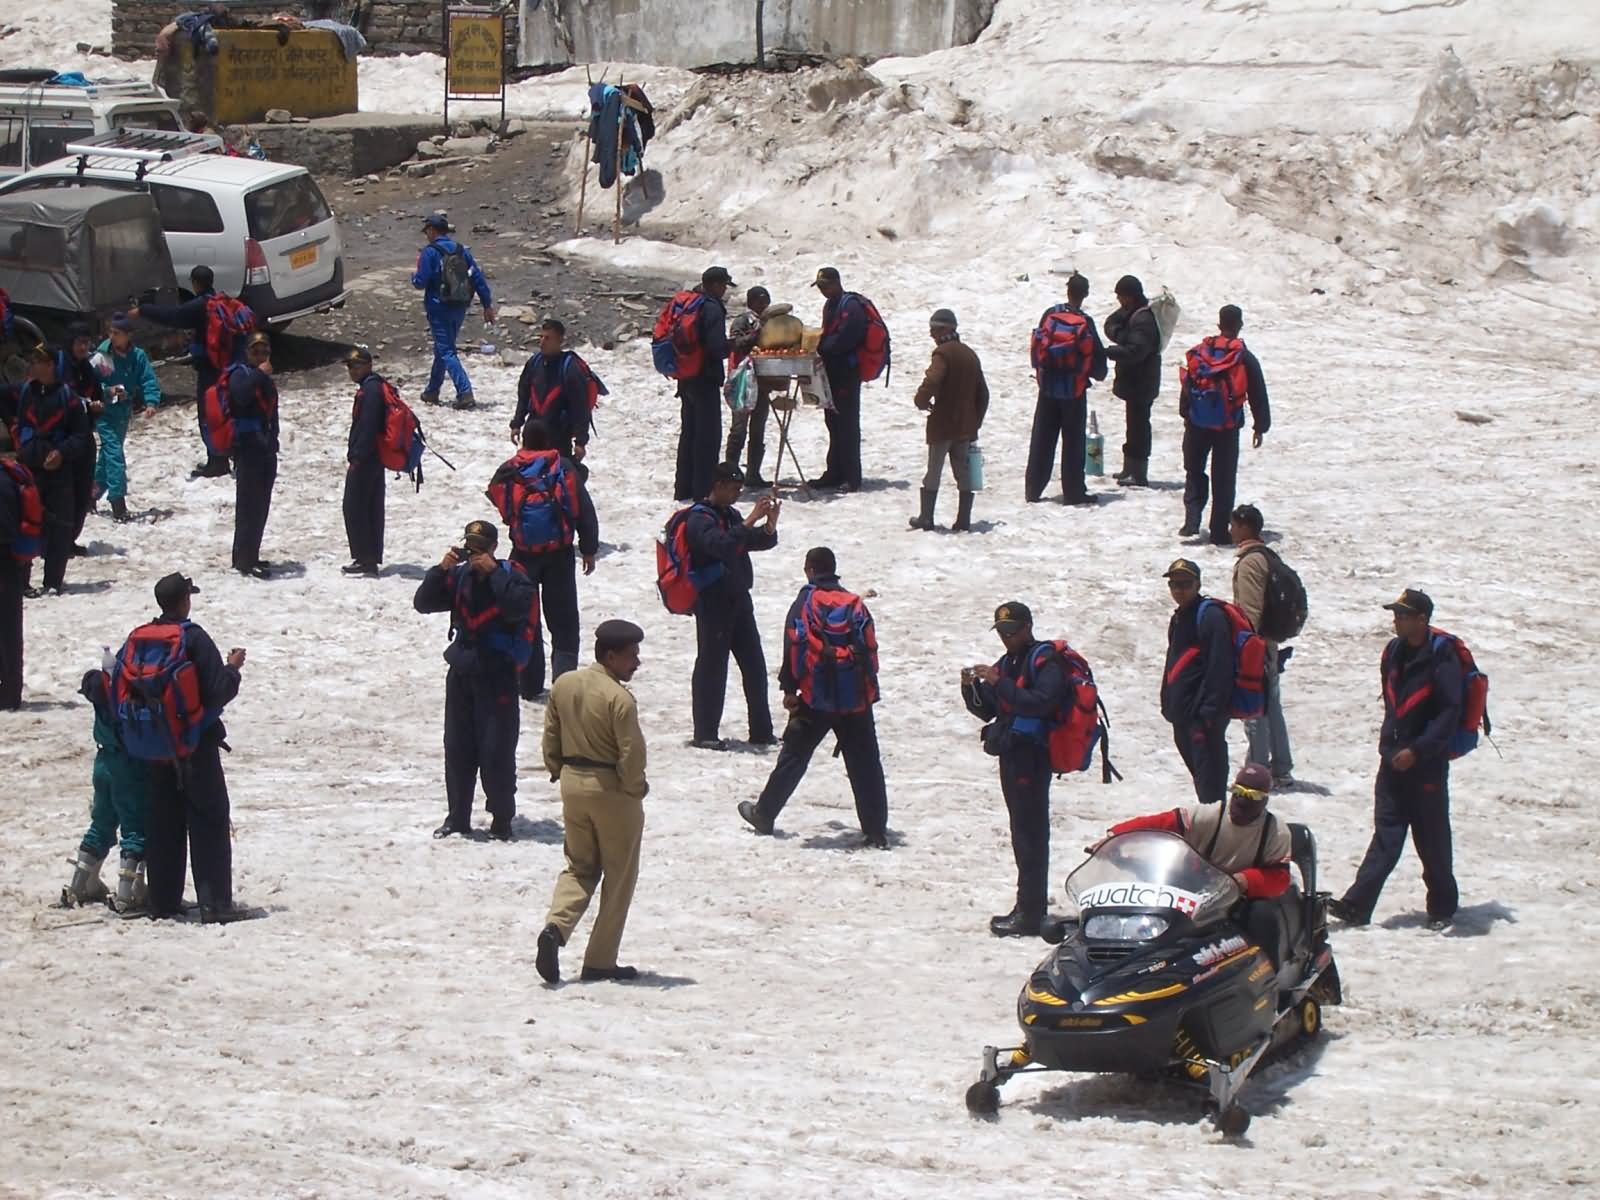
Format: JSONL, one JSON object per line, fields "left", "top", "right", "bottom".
{"left": 4, "top": 2, "right": 1600, "bottom": 1197}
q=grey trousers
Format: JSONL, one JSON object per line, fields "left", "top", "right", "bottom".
{"left": 923, "top": 439, "right": 972, "bottom": 497}
{"left": 1244, "top": 642, "right": 1294, "bottom": 776}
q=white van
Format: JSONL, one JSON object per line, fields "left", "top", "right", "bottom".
{"left": 0, "top": 130, "right": 348, "bottom": 328}
{"left": 0, "top": 70, "right": 184, "bottom": 182}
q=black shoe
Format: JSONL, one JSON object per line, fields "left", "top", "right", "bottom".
{"left": 1179, "top": 523, "right": 1200, "bottom": 537}
{"left": 341, "top": 561, "right": 380, "bottom": 577}
{"left": 452, "top": 391, "right": 477, "bottom": 410}
{"left": 1328, "top": 898, "right": 1370, "bottom": 927}
{"left": 190, "top": 462, "right": 231, "bottom": 479}
{"left": 236, "top": 564, "right": 271, "bottom": 580}
{"left": 1209, "top": 531, "right": 1232, "bottom": 546}
{"left": 23, "top": 586, "right": 47, "bottom": 600}
{"left": 420, "top": 391, "right": 441, "bottom": 407}
{"left": 580, "top": 964, "right": 639, "bottom": 982}
{"left": 536, "top": 923, "right": 562, "bottom": 982}
{"left": 747, "top": 732, "right": 778, "bottom": 747}
{"left": 1062, "top": 493, "right": 1097, "bottom": 507}
{"left": 1426, "top": 914, "right": 1453, "bottom": 932}
{"left": 432, "top": 820, "right": 468, "bottom": 840}
{"left": 737, "top": 800, "right": 775, "bottom": 835}
{"left": 488, "top": 818, "right": 513, "bottom": 842}
{"left": 691, "top": 738, "right": 729, "bottom": 752}
{"left": 862, "top": 831, "right": 888, "bottom": 850}
{"left": 745, "top": 474, "right": 772, "bottom": 490}
{"left": 69, "top": 543, "right": 89, "bottom": 557}
{"left": 989, "top": 910, "right": 1042, "bottom": 938}
{"left": 110, "top": 498, "right": 131, "bottom": 522}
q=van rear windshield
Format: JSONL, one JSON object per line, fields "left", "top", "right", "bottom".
{"left": 116, "top": 109, "right": 182, "bottom": 133}
{"left": 245, "top": 174, "right": 331, "bottom": 241}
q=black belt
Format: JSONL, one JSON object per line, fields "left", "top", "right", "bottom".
{"left": 562, "top": 756, "right": 617, "bottom": 770}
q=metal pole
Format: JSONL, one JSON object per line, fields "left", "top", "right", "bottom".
{"left": 613, "top": 76, "right": 624, "bottom": 244}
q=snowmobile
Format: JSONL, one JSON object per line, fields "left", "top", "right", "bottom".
{"left": 965, "top": 826, "right": 1341, "bottom": 1135}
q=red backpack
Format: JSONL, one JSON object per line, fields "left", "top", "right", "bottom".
{"left": 370, "top": 379, "right": 426, "bottom": 488}
{"left": 1021, "top": 640, "right": 1119, "bottom": 781}
{"left": 203, "top": 293, "right": 256, "bottom": 371}
{"left": 786, "top": 585, "right": 879, "bottom": 714}
{"left": 1030, "top": 307, "right": 1095, "bottom": 389}
{"left": 1188, "top": 598, "right": 1266, "bottom": 719}
{"left": 1386, "top": 628, "right": 1491, "bottom": 759}
{"left": 0, "top": 459, "right": 43, "bottom": 562}
{"left": 109, "top": 621, "right": 215, "bottom": 761}
{"left": 486, "top": 450, "right": 581, "bottom": 553}
{"left": 1179, "top": 336, "right": 1250, "bottom": 430}
{"left": 655, "top": 503, "right": 724, "bottom": 614}
{"left": 827, "top": 292, "right": 891, "bottom": 383}
{"left": 651, "top": 291, "right": 707, "bottom": 380}
{"left": 201, "top": 364, "right": 274, "bottom": 457}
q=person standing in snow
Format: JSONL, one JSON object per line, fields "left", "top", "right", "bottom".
{"left": 1026, "top": 272, "right": 1108, "bottom": 505}
{"left": 1103, "top": 274, "right": 1162, "bottom": 488}
{"left": 61, "top": 654, "right": 148, "bottom": 911}
{"left": 511, "top": 318, "right": 594, "bottom": 469}
{"left": 1179, "top": 305, "right": 1271, "bottom": 544}
{"left": 56, "top": 325, "right": 104, "bottom": 552}
{"left": 411, "top": 212, "right": 495, "bottom": 410}
{"left": 342, "top": 347, "right": 387, "bottom": 578}
{"left": 229, "top": 333, "right": 279, "bottom": 580}
{"left": 673, "top": 267, "right": 733, "bottom": 502}
{"left": 961, "top": 601, "right": 1069, "bottom": 939}
{"left": 13, "top": 345, "right": 91, "bottom": 598}
{"left": 0, "top": 425, "right": 32, "bottom": 709}
{"left": 813, "top": 266, "right": 868, "bottom": 492}
{"left": 687, "top": 463, "right": 779, "bottom": 751}
{"left": 908, "top": 308, "right": 988, "bottom": 533}
{"left": 1230, "top": 504, "right": 1294, "bottom": 786}
{"left": 725, "top": 285, "right": 778, "bottom": 488}
{"left": 535, "top": 618, "right": 649, "bottom": 984}
{"left": 1331, "top": 590, "right": 1461, "bottom": 932}
{"left": 94, "top": 313, "right": 161, "bottom": 524}
{"left": 128, "top": 265, "right": 235, "bottom": 479}
{"left": 1160, "top": 558, "right": 1234, "bottom": 806}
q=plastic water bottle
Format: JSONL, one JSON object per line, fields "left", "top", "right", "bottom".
{"left": 967, "top": 441, "right": 985, "bottom": 491}
{"left": 479, "top": 318, "right": 495, "bottom": 357}
{"left": 1085, "top": 411, "right": 1105, "bottom": 476}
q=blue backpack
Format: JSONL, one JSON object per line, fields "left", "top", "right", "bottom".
{"left": 786, "top": 585, "right": 879, "bottom": 714}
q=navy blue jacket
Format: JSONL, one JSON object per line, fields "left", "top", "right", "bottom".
{"left": 1161, "top": 596, "right": 1234, "bottom": 726}
{"left": 348, "top": 373, "right": 387, "bottom": 465}
{"left": 140, "top": 289, "right": 215, "bottom": 369}
{"left": 962, "top": 640, "right": 1069, "bottom": 753}
{"left": 1380, "top": 635, "right": 1463, "bottom": 764}
{"left": 686, "top": 502, "right": 776, "bottom": 597}
{"left": 690, "top": 293, "right": 729, "bottom": 387}
{"left": 0, "top": 461, "right": 22, "bottom": 548}
{"left": 57, "top": 350, "right": 105, "bottom": 409}
{"left": 1036, "top": 304, "right": 1109, "bottom": 400}
{"left": 228, "top": 365, "right": 279, "bottom": 454}
{"left": 14, "top": 380, "right": 92, "bottom": 482}
{"left": 413, "top": 559, "right": 536, "bottom": 675}
{"left": 1104, "top": 304, "right": 1162, "bottom": 403}
{"left": 818, "top": 292, "right": 868, "bottom": 386}
{"left": 513, "top": 351, "right": 592, "bottom": 447}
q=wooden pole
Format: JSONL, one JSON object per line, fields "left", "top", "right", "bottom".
{"left": 613, "top": 75, "right": 625, "bottom": 244}
{"left": 575, "top": 131, "right": 589, "bottom": 234}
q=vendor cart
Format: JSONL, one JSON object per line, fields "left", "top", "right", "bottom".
{"left": 748, "top": 350, "right": 833, "bottom": 491}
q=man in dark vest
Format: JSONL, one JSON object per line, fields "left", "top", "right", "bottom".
{"left": 342, "top": 347, "right": 388, "bottom": 578}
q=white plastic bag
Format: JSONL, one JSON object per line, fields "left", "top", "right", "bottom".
{"left": 724, "top": 358, "right": 755, "bottom": 412}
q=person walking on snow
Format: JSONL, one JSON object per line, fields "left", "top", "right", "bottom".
{"left": 1103, "top": 274, "right": 1162, "bottom": 488}
{"left": 412, "top": 212, "right": 495, "bottom": 410}
{"left": 512, "top": 318, "right": 594, "bottom": 468}
{"left": 908, "top": 308, "right": 988, "bottom": 534}
{"left": 1180, "top": 305, "right": 1271, "bottom": 544}
{"left": 94, "top": 312, "right": 161, "bottom": 524}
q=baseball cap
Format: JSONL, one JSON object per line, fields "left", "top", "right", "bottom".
{"left": 595, "top": 618, "right": 645, "bottom": 652}
{"left": 991, "top": 601, "right": 1032, "bottom": 631}
{"left": 422, "top": 212, "right": 452, "bottom": 231}
{"left": 1383, "top": 588, "right": 1433, "bottom": 618}
{"left": 461, "top": 520, "right": 498, "bottom": 551}
{"left": 344, "top": 345, "right": 373, "bottom": 365}
{"left": 154, "top": 573, "right": 200, "bottom": 607}
{"left": 812, "top": 266, "right": 841, "bottom": 288}
{"left": 110, "top": 311, "right": 134, "bottom": 333}
{"left": 1163, "top": 558, "right": 1202, "bottom": 583}
{"left": 713, "top": 461, "right": 746, "bottom": 484}
{"left": 702, "top": 265, "right": 735, "bottom": 287}
{"left": 247, "top": 332, "right": 271, "bottom": 349}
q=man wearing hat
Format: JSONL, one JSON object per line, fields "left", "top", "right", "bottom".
{"left": 1161, "top": 558, "right": 1235, "bottom": 806}
{"left": 57, "top": 324, "right": 105, "bottom": 552}
{"left": 1103, "top": 274, "right": 1162, "bottom": 487}
{"left": 908, "top": 307, "right": 988, "bottom": 533}
{"left": 413, "top": 520, "right": 537, "bottom": 840}
{"left": 13, "top": 345, "right": 91, "bottom": 598}
{"left": 1180, "top": 305, "right": 1271, "bottom": 544}
{"left": 1027, "top": 272, "right": 1107, "bottom": 505}
{"left": 536, "top": 617, "right": 649, "bottom": 983}
{"left": 229, "top": 332, "right": 279, "bottom": 579}
{"left": 94, "top": 311, "right": 162, "bottom": 523}
{"left": 342, "top": 346, "right": 388, "bottom": 578}
{"left": 511, "top": 318, "right": 599, "bottom": 469}
{"left": 411, "top": 212, "right": 496, "bottom": 409}
{"left": 812, "top": 266, "right": 870, "bottom": 491}
{"left": 1332, "top": 590, "right": 1462, "bottom": 931}
{"left": 686, "top": 463, "right": 779, "bottom": 749}
{"left": 129, "top": 264, "right": 235, "bottom": 478}
{"left": 0, "top": 424, "right": 34, "bottom": 708}
{"left": 673, "top": 267, "right": 733, "bottom": 502}
{"left": 134, "top": 573, "right": 248, "bottom": 921}
{"left": 725, "top": 285, "right": 779, "bottom": 488}
{"left": 961, "top": 601, "right": 1070, "bottom": 938}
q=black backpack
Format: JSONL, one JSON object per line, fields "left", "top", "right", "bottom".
{"left": 1244, "top": 545, "right": 1308, "bottom": 641}
{"left": 439, "top": 247, "right": 473, "bottom": 304}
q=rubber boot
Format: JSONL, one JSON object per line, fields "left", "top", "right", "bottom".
{"left": 1120, "top": 457, "right": 1150, "bottom": 488}
{"left": 63, "top": 849, "right": 108, "bottom": 907}
{"left": 908, "top": 487, "right": 937, "bottom": 531}
{"left": 109, "top": 496, "right": 131, "bottom": 523}
{"left": 952, "top": 491, "right": 975, "bottom": 532}
{"left": 112, "top": 853, "right": 147, "bottom": 913}
{"left": 1113, "top": 452, "right": 1134, "bottom": 484}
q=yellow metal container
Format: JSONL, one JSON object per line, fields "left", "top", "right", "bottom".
{"left": 174, "top": 29, "right": 358, "bottom": 125}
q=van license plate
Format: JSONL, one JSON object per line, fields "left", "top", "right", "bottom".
{"left": 289, "top": 245, "right": 318, "bottom": 270}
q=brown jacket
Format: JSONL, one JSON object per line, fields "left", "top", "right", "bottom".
{"left": 1232, "top": 540, "right": 1273, "bottom": 644}
{"left": 913, "top": 337, "right": 989, "bottom": 444}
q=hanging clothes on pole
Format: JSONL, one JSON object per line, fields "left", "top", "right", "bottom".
{"left": 586, "top": 82, "right": 645, "bottom": 189}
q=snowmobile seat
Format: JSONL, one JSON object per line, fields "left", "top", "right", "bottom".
{"left": 1289, "top": 822, "right": 1316, "bottom": 895}
{"left": 1245, "top": 888, "right": 1301, "bottom": 971}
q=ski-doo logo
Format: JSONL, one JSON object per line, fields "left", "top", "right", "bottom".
{"left": 1078, "top": 883, "right": 1204, "bottom": 913}
{"left": 1192, "top": 936, "right": 1248, "bottom": 967}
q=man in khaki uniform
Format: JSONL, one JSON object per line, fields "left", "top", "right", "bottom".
{"left": 536, "top": 618, "right": 648, "bottom": 983}
{"left": 909, "top": 308, "right": 989, "bottom": 533}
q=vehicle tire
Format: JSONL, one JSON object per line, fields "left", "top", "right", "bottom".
{"left": 1299, "top": 996, "right": 1322, "bottom": 1039}
{"left": 1216, "top": 1104, "right": 1251, "bottom": 1137}
{"left": 964, "top": 1080, "right": 1000, "bottom": 1115}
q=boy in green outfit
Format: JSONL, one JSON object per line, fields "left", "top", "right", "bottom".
{"left": 93, "top": 312, "right": 161, "bottom": 523}
{"left": 61, "top": 655, "right": 147, "bottom": 911}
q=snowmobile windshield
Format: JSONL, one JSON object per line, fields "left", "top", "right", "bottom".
{"left": 1067, "top": 831, "right": 1239, "bottom": 928}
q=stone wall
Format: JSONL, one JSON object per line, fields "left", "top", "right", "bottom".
{"left": 111, "top": 1, "right": 518, "bottom": 60}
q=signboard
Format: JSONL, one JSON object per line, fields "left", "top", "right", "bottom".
{"left": 179, "top": 30, "right": 358, "bottom": 125}
{"left": 444, "top": 7, "right": 506, "bottom": 127}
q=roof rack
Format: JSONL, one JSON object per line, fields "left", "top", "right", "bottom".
{"left": 0, "top": 76, "right": 165, "bottom": 99}
{"left": 66, "top": 129, "right": 223, "bottom": 162}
